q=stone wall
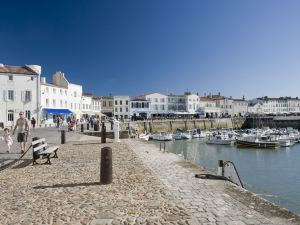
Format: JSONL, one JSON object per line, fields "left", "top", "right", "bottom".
{"left": 122, "top": 118, "right": 245, "bottom": 133}
{"left": 242, "top": 117, "right": 300, "bottom": 130}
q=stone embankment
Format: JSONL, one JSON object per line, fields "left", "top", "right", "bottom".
{"left": 0, "top": 131, "right": 299, "bottom": 225}
{"left": 123, "top": 118, "right": 245, "bottom": 134}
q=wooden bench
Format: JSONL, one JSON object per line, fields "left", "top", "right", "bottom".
{"left": 32, "top": 138, "right": 60, "bottom": 165}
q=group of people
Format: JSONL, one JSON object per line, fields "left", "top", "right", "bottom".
{"left": 1, "top": 112, "right": 31, "bottom": 154}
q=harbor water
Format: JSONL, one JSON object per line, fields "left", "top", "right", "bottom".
{"left": 152, "top": 139, "right": 300, "bottom": 215}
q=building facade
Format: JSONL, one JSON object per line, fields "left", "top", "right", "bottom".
{"left": 130, "top": 97, "right": 151, "bottom": 119}
{"left": 257, "top": 96, "right": 300, "bottom": 114}
{"left": 113, "top": 96, "right": 130, "bottom": 119}
{"left": 167, "top": 94, "right": 186, "bottom": 112}
{"left": 101, "top": 96, "right": 114, "bottom": 117}
{"left": 184, "top": 92, "right": 200, "bottom": 114}
{"left": 199, "top": 97, "right": 220, "bottom": 117}
{"left": 144, "top": 93, "right": 168, "bottom": 115}
{"left": 232, "top": 97, "right": 248, "bottom": 116}
{"left": 0, "top": 64, "right": 41, "bottom": 128}
{"left": 40, "top": 71, "right": 82, "bottom": 124}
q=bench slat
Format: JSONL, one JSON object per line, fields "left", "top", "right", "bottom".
{"left": 32, "top": 138, "right": 46, "bottom": 145}
{"left": 33, "top": 143, "right": 47, "bottom": 152}
{"left": 38, "top": 146, "right": 59, "bottom": 155}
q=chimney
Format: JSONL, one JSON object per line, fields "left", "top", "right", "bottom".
{"left": 41, "top": 77, "right": 46, "bottom": 84}
{"left": 218, "top": 92, "right": 221, "bottom": 96}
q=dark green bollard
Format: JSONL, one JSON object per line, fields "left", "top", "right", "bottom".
{"left": 100, "top": 147, "right": 112, "bottom": 184}
{"left": 61, "top": 130, "right": 66, "bottom": 144}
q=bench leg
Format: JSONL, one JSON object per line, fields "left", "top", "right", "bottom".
{"left": 45, "top": 155, "right": 51, "bottom": 165}
{"left": 52, "top": 150, "right": 58, "bottom": 158}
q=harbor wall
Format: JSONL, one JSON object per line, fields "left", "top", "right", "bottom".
{"left": 242, "top": 116, "right": 300, "bottom": 130}
{"left": 122, "top": 118, "right": 245, "bottom": 133}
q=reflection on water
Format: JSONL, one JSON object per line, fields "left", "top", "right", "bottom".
{"left": 151, "top": 139, "right": 300, "bottom": 215}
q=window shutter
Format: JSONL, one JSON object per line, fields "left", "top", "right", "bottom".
{"left": 21, "top": 91, "right": 24, "bottom": 102}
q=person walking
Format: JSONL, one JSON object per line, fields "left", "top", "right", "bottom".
{"left": 12, "top": 112, "right": 30, "bottom": 154}
{"left": 31, "top": 117, "right": 36, "bottom": 129}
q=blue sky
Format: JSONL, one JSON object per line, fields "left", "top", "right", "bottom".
{"left": 1, "top": 0, "right": 300, "bottom": 99}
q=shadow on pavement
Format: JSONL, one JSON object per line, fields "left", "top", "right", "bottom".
{"left": 33, "top": 181, "right": 101, "bottom": 189}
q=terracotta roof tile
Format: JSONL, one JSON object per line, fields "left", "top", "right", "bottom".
{"left": 0, "top": 65, "right": 38, "bottom": 75}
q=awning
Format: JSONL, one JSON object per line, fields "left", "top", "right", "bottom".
{"left": 43, "top": 108, "right": 73, "bottom": 115}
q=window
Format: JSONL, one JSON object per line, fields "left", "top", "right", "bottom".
{"left": 53, "top": 88, "right": 57, "bottom": 94}
{"left": 126, "top": 100, "right": 128, "bottom": 105}
{"left": 161, "top": 98, "right": 165, "bottom": 103}
{"left": 31, "top": 76, "right": 34, "bottom": 81}
{"left": 25, "top": 91, "right": 31, "bottom": 101}
{"left": 103, "top": 101, "right": 106, "bottom": 107}
{"left": 46, "top": 87, "right": 49, "bottom": 93}
{"left": 8, "top": 90, "right": 14, "bottom": 101}
{"left": 60, "top": 89, "right": 63, "bottom": 95}
{"left": 46, "top": 99, "right": 49, "bottom": 107}
{"left": 115, "top": 108, "right": 118, "bottom": 112}
{"left": 25, "top": 110, "right": 31, "bottom": 120}
{"left": 120, "top": 107, "right": 122, "bottom": 112}
{"left": 65, "top": 90, "right": 67, "bottom": 95}
{"left": 109, "top": 101, "right": 112, "bottom": 107}
{"left": 115, "top": 100, "right": 118, "bottom": 105}
{"left": 83, "top": 104, "right": 85, "bottom": 109}
{"left": 126, "top": 107, "right": 128, "bottom": 112}
{"left": 74, "top": 91, "right": 77, "bottom": 97}
{"left": 53, "top": 99, "right": 56, "bottom": 107}
{"left": 8, "top": 110, "right": 14, "bottom": 122}
{"left": 120, "top": 100, "right": 122, "bottom": 105}
{"left": 60, "top": 100, "right": 63, "bottom": 107}
{"left": 8, "top": 75, "right": 13, "bottom": 81}
{"left": 155, "top": 98, "right": 158, "bottom": 102}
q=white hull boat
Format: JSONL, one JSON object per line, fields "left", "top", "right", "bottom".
{"left": 206, "top": 135, "right": 232, "bottom": 145}
{"left": 151, "top": 132, "right": 173, "bottom": 141}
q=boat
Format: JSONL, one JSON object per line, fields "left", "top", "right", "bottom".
{"left": 236, "top": 137, "right": 279, "bottom": 149}
{"left": 278, "top": 139, "right": 294, "bottom": 147}
{"left": 150, "top": 132, "right": 173, "bottom": 141}
{"left": 196, "top": 129, "right": 206, "bottom": 138}
{"left": 206, "top": 135, "right": 232, "bottom": 145}
{"left": 139, "top": 133, "right": 150, "bottom": 141}
{"left": 181, "top": 132, "right": 192, "bottom": 139}
{"left": 173, "top": 132, "right": 183, "bottom": 140}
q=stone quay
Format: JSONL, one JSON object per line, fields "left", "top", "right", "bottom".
{"left": 0, "top": 128, "right": 299, "bottom": 225}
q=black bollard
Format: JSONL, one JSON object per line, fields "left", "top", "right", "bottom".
{"left": 100, "top": 147, "right": 112, "bottom": 184}
{"left": 81, "top": 124, "right": 84, "bottom": 132}
{"left": 61, "top": 130, "right": 66, "bottom": 144}
{"left": 87, "top": 123, "right": 89, "bottom": 130}
{"left": 101, "top": 122, "right": 106, "bottom": 143}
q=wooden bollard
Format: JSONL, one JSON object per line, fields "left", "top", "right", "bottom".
{"left": 100, "top": 147, "right": 112, "bottom": 184}
{"left": 101, "top": 122, "right": 106, "bottom": 143}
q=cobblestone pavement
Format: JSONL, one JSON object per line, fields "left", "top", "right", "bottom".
{"left": 0, "top": 127, "right": 92, "bottom": 167}
{"left": 0, "top": 136, "right": 193, "bottom": 225}
{"left": 126, "top": 140, "right": 300, "bottom": 225}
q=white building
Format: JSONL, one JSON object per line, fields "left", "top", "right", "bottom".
{"left": 81, "top": 94, "right": 102, "bottom": 118}
{"left": 232, "top": 97, "right": 248, "bottom": 117}
{"left": 113, "top": 96, "right": 130, "bottom": 120}
{"left": 130, "top": 97, "right": 151, "bottom": 119}
{"left": 92, "top": 96, "right": 102, "bottom": 116}
{"left": 81, "top": 93, "right": 93, "bottom": 117}
{"left": 0, "top": 64, "right": 41, "bottom": 128}
{"left": 184, "top": 92, "right": 200, "bottom": 114}
{"left": 199, "top": 97, "right": 220, "bottom": 117}
{"left": 248, "top": 101, "right": 264, "bottom": 115}
{"left": 167, "top": 94, "right": 186, "bottom": 112}
{"left": 257, "top": 96, "right": 300, "bottom": 115}
{"left": 144, "top": 93, "right": 168, "bottom": 116}
{"left": 40, "top": 71, "right": 82, "bottom": 124}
